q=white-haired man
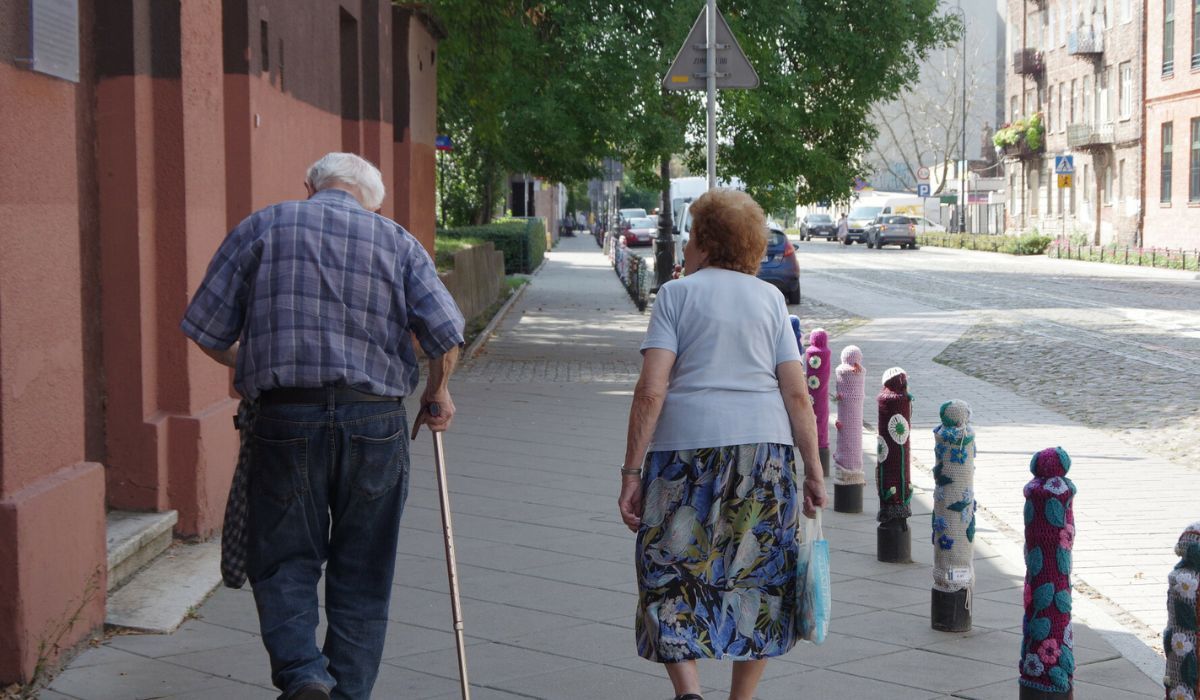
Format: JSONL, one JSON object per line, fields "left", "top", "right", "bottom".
{"left": 182, "top": 152, "right": 464, "bottom": 700}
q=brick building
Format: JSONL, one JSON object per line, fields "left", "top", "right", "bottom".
{"left": 1004, "top": 0, "right": 1144, "bottom": 244}
{"left": 1143, "top": 0, "right": 1200, "bottom": 248}
{"left": 0, "top": 0, "right": 443, "bottom": 684}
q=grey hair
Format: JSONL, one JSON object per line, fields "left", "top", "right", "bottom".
{"left": 305, "top": 152, "right": 386, "bottom": 210}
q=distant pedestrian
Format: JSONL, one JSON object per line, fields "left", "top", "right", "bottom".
{"left": 617, "top": 189, "right": 826, "bottom": 700}
{"left": 182, "top": 152, "right": 465, "bottom": 700}
{"left": 837, "top": 212, "right": 848, "bottom": 242}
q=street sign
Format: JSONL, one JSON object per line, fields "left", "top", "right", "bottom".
{"left": 917, "top": 183, "right": 931, "bottom": 197}
{"left": 1055, "top": 155, "right": 1075, "bottom": 175}
{"left": 1058, "top": 174, "right": 1073, "bottom": 188}
{"left": 916, "top": 166, "right": 931, "bottom": 181}
{"left": 435, "top": 135, "right": 454, "bottom": 151}
{"left": 662, "top": 5, "right": 759, "bottom": 91}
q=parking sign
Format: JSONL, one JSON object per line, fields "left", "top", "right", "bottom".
{"left": 917, "top": 183, "right": 931, "bottom": 198}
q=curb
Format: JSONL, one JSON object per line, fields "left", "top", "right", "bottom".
{"left": 464, "top": 258, "right": 547, "bottom": 360}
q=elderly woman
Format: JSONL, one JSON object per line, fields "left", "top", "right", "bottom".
{"left": 617, "top": 189, "right": 826, "bottom": 700}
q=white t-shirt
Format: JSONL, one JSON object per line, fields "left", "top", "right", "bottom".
{"left": 640, "top": 267, "right": 803, "bottom": 452}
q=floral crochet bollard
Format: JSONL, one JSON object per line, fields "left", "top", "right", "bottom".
{"left": 1164, "top": 521, "right": 1200, "bottom": 700}
{"left": 1020, "top": 447, "right": 1076, "bottom": 700}
{"left": 930, "top": 400, "right": 976, "bottom": 632}
{"left": 876, "top": 367, "right": 912, "bottom": 563}
{"left": 806, "top": 329, "right": 832, "bottom": 477}
{"left": 832, "top": 345, "right": 865, "bottom": 514}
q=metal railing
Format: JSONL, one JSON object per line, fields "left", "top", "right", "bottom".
{"left": 1068, "top": 29, "right": 1104, "bottom": 55}
{"left": 1048, "top": 242, "right": 1200, "bottom": 270}
{"left": 1013, "top": 48, "right": 1044, "bottom": 75}
{"left": 1066, "top": 122, "right": 1115, "bottom": 149}
{"left": 606, "top": 234, "right": 651, "bottom": 311}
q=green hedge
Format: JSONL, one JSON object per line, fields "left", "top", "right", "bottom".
{"left": 917, "top": 231, "right": 1052, "bottom": 255}
{"left": 437, "top": 218, "right": 546, "bottom": 274}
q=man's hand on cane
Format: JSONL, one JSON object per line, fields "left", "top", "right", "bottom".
{"left": 411, "top": 388, "right": 455, "bottom": 439}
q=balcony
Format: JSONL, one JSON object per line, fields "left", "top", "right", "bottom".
{"left": 1067, "top": 123, "right": 1115, "bottom": 149}
{"left": 1013, "top": 49, "right": 1044, "bottom": 76}
{"left": 1068, "top": 29, "right": 1104, "bottom": 56}
{"left": 999, "top": 140, "right": 1045, "bottom": 160}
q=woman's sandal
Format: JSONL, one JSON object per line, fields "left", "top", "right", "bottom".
{"left": 674, "top": 695, "right": 704, "bottom": 700}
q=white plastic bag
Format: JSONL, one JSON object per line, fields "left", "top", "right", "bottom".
{"left": 795, "top": 509, "right": 831, "bottom": 644}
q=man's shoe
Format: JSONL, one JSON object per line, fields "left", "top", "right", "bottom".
{"left": 289, "top": 683, "right": 331, "bottom": 700}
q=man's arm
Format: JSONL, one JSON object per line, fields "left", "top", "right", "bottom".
{"left": 199, "top": 342, "right": 239, "bottom": 368}
{"left": 411, "top": 346, "right": 460, "bottom": 437}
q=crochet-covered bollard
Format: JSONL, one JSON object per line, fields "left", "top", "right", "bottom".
{"left": 876, "top": 367, "right": 913, "bottom": 563}
{"left": 930, "top": 400, "right": 977, "bottom": 632}
{"left": 806, "top": 329, "right": 832, "bottom": 477}
{"left": 1164, "top": 521, "right": 1200, "bottom": 700}
{"left": 789, "top": 315, "right": 804, "bottom": 353}
{"left": 1019, "top": 447, "right": 1076, "bottom": 700}
{"left": 833, "top": 345, "right": 866, "bottom": 514}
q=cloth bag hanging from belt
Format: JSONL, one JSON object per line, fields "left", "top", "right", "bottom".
{"left": 221, "top": 399, "right": 257, "bottom": 588}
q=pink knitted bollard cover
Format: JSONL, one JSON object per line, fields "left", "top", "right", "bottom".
{"left": 1019, "top": 447, "right": 1076, "bottom": 695}
{"left": 1164, "top": 521, "right": 1200, "bottom": 700}
{"left": 805, "top": 329, "right": 832, "bottom": 450}
{"left": 833, "top": 345, "right": 865, "bottom": 485}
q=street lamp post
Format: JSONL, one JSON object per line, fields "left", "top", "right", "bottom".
{"left": 953, "top": 4, "right": 968, "bottom": 234}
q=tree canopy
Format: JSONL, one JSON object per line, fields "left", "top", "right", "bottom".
{"left": 429, "top": 0, "right": 957, "bottom": 224}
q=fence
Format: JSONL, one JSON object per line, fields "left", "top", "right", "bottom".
{"left": 606, "top": 234, "right": 651, "bottom": 311}
{"left": 1047, "top": 242, "right": 1200, "bottom": 271}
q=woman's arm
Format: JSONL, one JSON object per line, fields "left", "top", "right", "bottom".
{"left": 617, "top": 348, "right": 675, "bottom": 532}
{"left": 778, "top": 359, "right": 827, "bottom": 516}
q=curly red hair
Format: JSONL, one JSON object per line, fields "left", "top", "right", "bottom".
{"left": 689, "top": 189, "right": 767, "bottom": 275}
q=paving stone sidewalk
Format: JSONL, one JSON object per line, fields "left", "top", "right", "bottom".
{"left": 47, "top": 236, "right": 1161, "bottom": 699}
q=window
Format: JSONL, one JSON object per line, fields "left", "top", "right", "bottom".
{"left": 1059, "top": 82, "right": 1066, "bottom": 131}
{"left": 1047, "top": 86, "right": 1054, "bottom": 131}
{"left": 1083, "top": 75, "right": 1093, "bottom": 124}
{"left": 1011, "top": 96, "right": 1019, "bottom": 122}
{"left": 1049, "top": 6, "right": 1056, "bottom": 49}
{"left": 1118, "top": 158, "right": 1126, "bottom": 212}
{"left": 1121, "top": 0, "right": 1132, "bottom": 22}
{"left": 1119, "top": 62, "right": 1132, "bottom": 119}
{"left": 1104, "top": 165, "right": 1113, "bottom": 205}
{"left": 1106, "top": 0, "right": 1114, "bottom": 27}
{"left": 1162, "top": 123, "right": 1174, "bottom": 202}
{"left": 1190, "top": 118, "right": 1200, "bottom": 201}
{"left": 1083, "top": 163, "right": 1091, "bottom": 201}
{"left": 1046, "top": 163, "right": 1054, "bottom": 214}
{"left": 1061, "top": 4, "right": 1069, "bottom": 45}
{"left": 1193, "top": 0, "right": 1200, "bottom": 69}
{"left": 1070, "top": 79, "right": 1078, "bottom": 124}
{"left": 1164, "top": 0, "right": 1176, "bottom": 75}
{"left": 1098, "top": 68, "right": 1110, "bottom": 124}
{"left": 1031, "top": 168, "right": 1040, "bottom": 215}
{"left": 260, "top": 20, "right": 269, "bottom": 72}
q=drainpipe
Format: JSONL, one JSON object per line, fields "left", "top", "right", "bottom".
{"left": 1136, "top": 0, "right": 1147, "bottom": 247}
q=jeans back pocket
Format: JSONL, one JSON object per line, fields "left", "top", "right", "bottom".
{"left": 350, "top": 422, "right": 408, "bottom": 501}
{"left": 250, "top": 434, "right": 308, "bottom": 507}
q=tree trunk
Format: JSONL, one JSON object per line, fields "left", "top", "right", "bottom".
{"left": 655, "top": 152, "right": 674, "bottom": 288}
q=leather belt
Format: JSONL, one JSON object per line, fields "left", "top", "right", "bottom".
{"left": 258, "top": 387, "right": 403, "bottom": 405}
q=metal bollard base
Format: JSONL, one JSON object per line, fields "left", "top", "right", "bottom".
{"left": 877, "top": 518, "right": 911, "bottom": 563}
{"left": 1019, "top": 684, "right": 1073, "bottom": 699}
{"left": 819, "top": 447, "right": 830, "bottom": 477}
{"left": 833, "top": 483, "right": 863, "bottom": 513}
{"left": 930, "top": 588, "right": 971, "bottom": 632}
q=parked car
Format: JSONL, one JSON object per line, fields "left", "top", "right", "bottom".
{"left": 617, "top": 208, "right": 647, "bottom": 228}
{"left": 622, "top": 217, "right": 658, "bottom": 246}
{"left": 758, "top": 225, "right": 801, "bottom": 304}
{"left": 866, "top": 215, "right": 919, "bottom": 249}
{"left": 839, "top": 204, "right": 882, "bottom": 244}
{"left": 799, "top": 213, "right": 836, "bottom": 241}
{"left": 911, "top": 217, "right": 946, "bottom": 233}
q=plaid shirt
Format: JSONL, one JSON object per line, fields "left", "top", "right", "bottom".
{"left": 182, "top": 189, "right": 464, "bottom": 399}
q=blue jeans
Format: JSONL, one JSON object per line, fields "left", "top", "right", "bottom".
{"left": 246, "top": 392, "right": 410, "bottom": 700}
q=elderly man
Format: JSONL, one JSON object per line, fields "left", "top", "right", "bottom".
{"left": 182, "top": 152, "right": 465, "bottom": 700}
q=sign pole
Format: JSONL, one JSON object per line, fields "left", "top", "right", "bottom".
{"left": 706, "top": 0, "right": 717, "bottom": 190}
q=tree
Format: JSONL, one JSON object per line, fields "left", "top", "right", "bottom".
{"left": 867, "top": 42, "right": 994, "bottom": 194}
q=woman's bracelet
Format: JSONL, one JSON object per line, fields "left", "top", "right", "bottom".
{"left": 619, "top": 467, "right": 642, "bottom": 476}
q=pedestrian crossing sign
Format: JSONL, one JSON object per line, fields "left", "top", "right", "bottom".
{"left": 1055, "top": 155, "right": 1075, "bottom": 175}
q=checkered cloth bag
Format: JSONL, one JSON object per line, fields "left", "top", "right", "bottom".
{"left": 220, "top": 399, "right": 257, "bottom": 589}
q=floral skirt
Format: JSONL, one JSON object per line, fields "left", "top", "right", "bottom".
{"left": 635, "top": 443, "right": 800, "bottom": 662}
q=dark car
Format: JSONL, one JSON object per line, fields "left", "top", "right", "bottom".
{"left": 758, "top": 226, "right": 801, "bottom": 304}
{"left": 866, "top": 215, "right": 919, "bottom": 249}
{"left": 799, "top": 213, "right": 836, "bottom": 241}
{"left": 622, "top": 217, "right": 658, "bottom": 246}
{"left": 840, "top": 205, "right": 882, "bottom": 244}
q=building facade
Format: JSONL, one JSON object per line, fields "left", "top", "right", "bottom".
{"left": 1004, "top": 0, "right": 1144, "bottom": 244}
{"left": 1143, "top": 0, "right": 1200, "bottom": 248}
{"left": 0, "top": 0, "right": 442, "bottom": 684}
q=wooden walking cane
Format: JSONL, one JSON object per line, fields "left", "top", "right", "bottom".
{"left": 414, "top": 403, "right": 471, "bottom": 699}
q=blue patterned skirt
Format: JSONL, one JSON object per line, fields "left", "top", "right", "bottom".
{"left": 635, "top": 443, "right": 801, "bottom": 662}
